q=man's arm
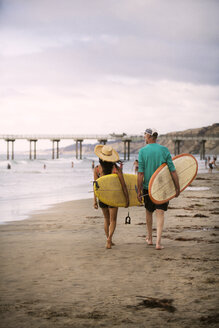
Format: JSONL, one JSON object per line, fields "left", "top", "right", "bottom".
{"left": 137, "top": 172, "right": 144, "bottom": 202}
{"left": 170, "top": 170, "right": 180, "bottom": 197}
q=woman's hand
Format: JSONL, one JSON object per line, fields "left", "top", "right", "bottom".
{"left": 125, "top": 198, "right": 129, "bottom": 208}
{"left": 94, "top": 200, "right": 98, "bottom": 209}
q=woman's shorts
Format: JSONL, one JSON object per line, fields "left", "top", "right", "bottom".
{"left": 143, "top": 189, "right": 169, "bottom": 213}
{"left": 99, "top": 200, "right": 115, "bottom": 209}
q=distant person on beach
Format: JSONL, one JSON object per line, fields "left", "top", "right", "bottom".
{"left": 208, "top": 156, "right": 217, "bottom": 173}
{"left": 7, "top": 163, "right": 11, "bottom": 169}
{"left": 72, "top": 162, "right": 74, "bottom": 168}
{"left": 93, "top": 145, "right": 129, "bottom": 249}
{"left": 92, "top": 161, "right": 95, "bottom": 170}
{"left": 133, "top": 159, "right": 139, "bottom": 174}
{"left": 43, "top": 164, "right": 46, "bottom": 169}
{"left": 207, "top": 156, "right": 211, "bottom": 171}
{"left": 137, "top": 128, "right": 180, "bottom": 250}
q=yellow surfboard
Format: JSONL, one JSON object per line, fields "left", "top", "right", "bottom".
{"left": 93, "top": 173, "right": 142, "bottom": 207}
{"left": 149, "top": 154, "right": 198, "bottom": 204}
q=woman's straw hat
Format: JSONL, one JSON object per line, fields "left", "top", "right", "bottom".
{"left": 94, "top": 145, "right": 120, "bottom": 162}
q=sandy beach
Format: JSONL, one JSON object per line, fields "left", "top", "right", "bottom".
{"left": 0, "top": 172, "right": 218, "bottom": 328}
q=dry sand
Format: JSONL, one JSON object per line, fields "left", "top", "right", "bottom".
{"left": 0, "top": 173, "right": 218, "bottom": 328}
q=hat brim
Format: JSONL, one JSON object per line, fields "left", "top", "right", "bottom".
{"left": 94, "top": 145, "right": 120, "bottom": 162}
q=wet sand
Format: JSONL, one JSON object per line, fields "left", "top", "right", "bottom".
{"left": 0, "top": 173, "right": 218, "bottom": 328}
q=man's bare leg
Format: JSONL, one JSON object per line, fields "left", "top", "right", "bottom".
{"left": 146, "top": 209, "right": 153, "bottom": 245}
{"left": 106, "top": 207, "right": 118, "bottom": 249}
{"left": 156, "top": 209, "right": 164, "bottom": 250}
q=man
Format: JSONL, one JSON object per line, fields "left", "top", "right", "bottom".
{"left": 137, "top": 128, "right": 180, "bottom": 250}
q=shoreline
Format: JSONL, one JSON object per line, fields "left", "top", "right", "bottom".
{"left": 1, "top": 166, "right": 217, "bottom": 225}
{"left": 0, "top": 172, "right": 219, "bottom": 328}
{"left": 0, "top": 194, "right": 93, "bottom": 226}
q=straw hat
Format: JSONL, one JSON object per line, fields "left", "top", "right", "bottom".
{"left": 94, "top": 145, "right": 120, "bottom": 162}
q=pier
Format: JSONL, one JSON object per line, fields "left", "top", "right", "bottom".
{"left": 161, "top": 135, "right": 219, "bottom": 159}
{"left": 1, "top": 134, "right": 218, "bottom": 161}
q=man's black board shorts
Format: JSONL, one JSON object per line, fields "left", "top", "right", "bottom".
{"left": 143, "top": 189, "right": 169, "bottom": 213}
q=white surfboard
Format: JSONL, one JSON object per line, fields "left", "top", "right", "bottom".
{"left": 149, "top": 154, "right": 198, "bottom": 204}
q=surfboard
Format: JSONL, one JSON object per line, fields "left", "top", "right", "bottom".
{"left": 149, "top": 153, "right": 198, "bottom": 204}
{"left": 93, "top": 173, "right": 142, "bottom": 207}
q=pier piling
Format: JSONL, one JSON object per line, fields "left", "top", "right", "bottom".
{"left": 5, "top": 139, "right": 15, "bottom": 160}
{"left": 174, "top": 140, "right": 181, "bottom": 156}
{"left": 123, "top": 139, "right": 131, "bottom": 161}
{"left": 51, "top": 140, "right": 60, "bottom": 159}
{"left": 29, "top": 139, "right": 37, "bottom": 160}
{"left": 200, "top": 140, "right": 206, "bottom": 160}
{"left": 75, "top": 139, "right": 83, "bottom": 159}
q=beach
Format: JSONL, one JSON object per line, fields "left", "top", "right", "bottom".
{"left": 0, "top": 172, "right": 218, "bottom": 328}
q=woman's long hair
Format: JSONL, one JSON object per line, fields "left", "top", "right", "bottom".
{"left": 99, "top": 159, "right": 117, "bottom": 175}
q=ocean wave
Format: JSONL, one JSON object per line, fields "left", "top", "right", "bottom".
{"left": 187, "top": 186, "right": 210, "bottom": 191}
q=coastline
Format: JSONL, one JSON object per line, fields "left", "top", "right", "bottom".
{"left": 0, "top": 172, "right": 218, "bottom": 327}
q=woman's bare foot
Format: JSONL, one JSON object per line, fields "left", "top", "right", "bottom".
{"left": 156, "top": 245, "right": 164, "bottom": 250}
{"left": 106, "top": 239, "right": 112, "bottom": 249}
{"left": 146, "top": 237, "right": 153, "bottom": 245}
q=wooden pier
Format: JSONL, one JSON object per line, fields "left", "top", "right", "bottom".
{"left": 1, "top": 134, "right": 218, "bottom": 161}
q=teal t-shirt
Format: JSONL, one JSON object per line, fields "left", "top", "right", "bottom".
{"left": 138, "top": 143, "right": 175, "bottom": 189}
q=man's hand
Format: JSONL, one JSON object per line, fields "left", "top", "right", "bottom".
{"left": 175, "top": 188, "right": 180, "bottom": 198}
{"left": 137, "top": 190, "right": 143, "bottom": 203}
{"left": 170, "top": 171, "right": 180, "bottom": 198}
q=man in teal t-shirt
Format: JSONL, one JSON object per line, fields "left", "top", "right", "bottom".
{"left": 137, "top": 128, "right": 180, "bottom": 250}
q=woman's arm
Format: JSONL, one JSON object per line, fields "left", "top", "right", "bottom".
{"left": 116, "top": 165, "right": 130, "bottom": 208}
{"left": 93, "top": 166, "right": 99, "bottom": 209}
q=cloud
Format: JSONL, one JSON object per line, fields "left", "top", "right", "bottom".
{"left": 0, "top": 0, "right": 218, "bottom": 84}
{"left": 0, "top": 0, "right": 218, "bottom": 143}
{"left": 0, "top": 79, "right": 218, "bottom": 135}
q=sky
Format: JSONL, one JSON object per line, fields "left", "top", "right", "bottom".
{"left": 0, "top": 0, "right": 219, "bottom": 150}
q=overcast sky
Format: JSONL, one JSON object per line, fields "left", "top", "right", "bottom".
{"left": 0, "top": 0, "right": 218, "bottom": 147}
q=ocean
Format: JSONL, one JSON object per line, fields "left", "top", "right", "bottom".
{"left": 0, "top": 153, "right": 211, "bottom": 224}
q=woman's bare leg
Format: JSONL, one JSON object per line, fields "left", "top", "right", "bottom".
{"left": 106, "top": 207, "right": 118, "bottom": 249}
{"left": 101, "top": 208, "right": 110, "bottom": 239}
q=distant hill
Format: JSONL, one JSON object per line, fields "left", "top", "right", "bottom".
{"left": 61, "top": 123, "right": 219, "bottom": 156}
{"left": 161, "top": 123, "right": 219, "bottom": 155}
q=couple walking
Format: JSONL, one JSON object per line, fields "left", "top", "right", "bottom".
{"left": 93, "top": 128, "right": 180, "bottom": 250}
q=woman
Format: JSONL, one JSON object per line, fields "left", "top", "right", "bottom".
{"left": 93, "top": 145, "right": 129, "bottom": 249}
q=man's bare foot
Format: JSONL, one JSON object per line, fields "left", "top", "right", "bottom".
{"left": 146, "top": 238, "right": 153, "bottom": 245}
{"left": 156, "top": 245, "right": 164, "bottom": 250}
